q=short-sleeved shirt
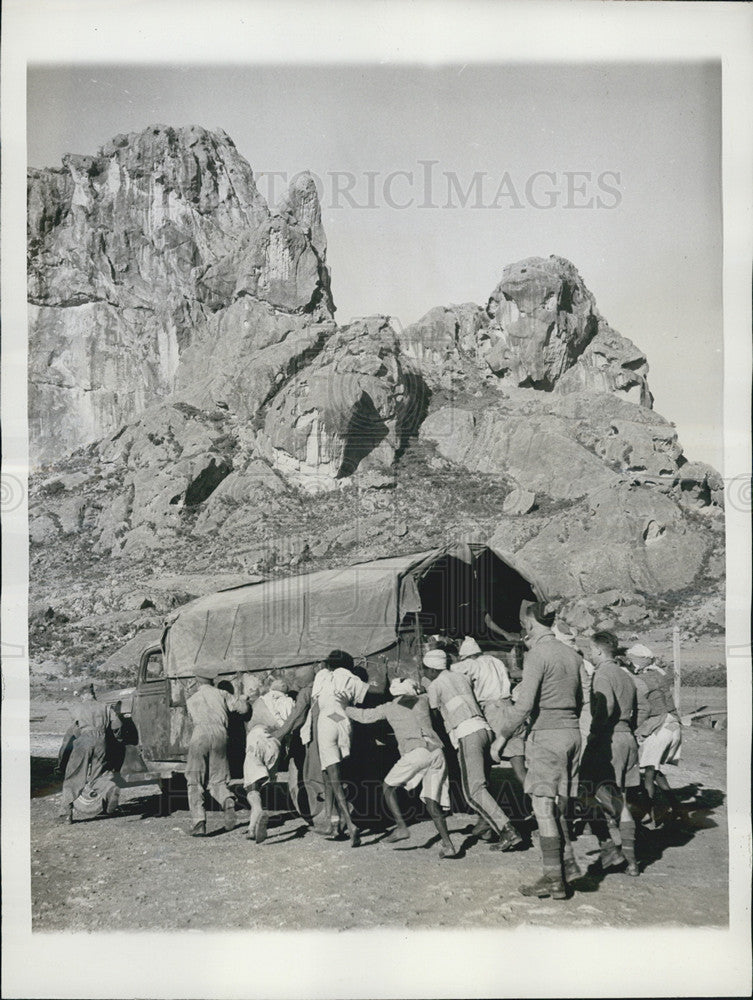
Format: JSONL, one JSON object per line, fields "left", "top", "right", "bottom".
{"left": 427, "top": 671, "right": 490, "bottom": 748}
{"left": 187, "top": 684, "right": 246, "bottom": 739}
{"left": 451, "top": 653, "right": 511, "bottom": 704}
{"left": 312, "top": 667, "right": 369, "bottom": 718}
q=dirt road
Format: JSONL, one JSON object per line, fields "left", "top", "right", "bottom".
{"left": 30, "top": 723, "right": 727, "bottom": 931}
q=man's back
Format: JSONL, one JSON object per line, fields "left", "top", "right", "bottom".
{"left": 519, "top": 633, "right": 583, "bottom": 729}
{"left": 591, "top": 660, "right": 637, "bottom": 735}
{"left": 187, "top": 685, "right": 233, "bottom": 737}
{"left": 452, "top": 654, "right": 511, "bottom": 703}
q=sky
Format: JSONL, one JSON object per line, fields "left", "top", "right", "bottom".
{"left": 27, "top": 62, "right": 723, "bottom": 469}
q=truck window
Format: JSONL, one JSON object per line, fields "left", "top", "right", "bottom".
{"left": 143, "top": 651, "right": 165, "bottom": 681}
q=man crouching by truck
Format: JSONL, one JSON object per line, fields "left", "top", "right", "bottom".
{"left": 186, "top": 664, "right": 249, "bottom": 837}
{"left": 242, "top": 677, "right": 295, "bottom": 843}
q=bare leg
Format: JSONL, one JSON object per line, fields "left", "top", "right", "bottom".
{"left": 321, "top": 768, "right": 335, "bottom": 832}
{"left": 654, "top": 770, "right": 681, "bottom": 818}
{"left": 325, "top": 763, "right": 359, "bottom": 845}
{"left": 619, "top": 793, "right": 638, "bottom": 874}
{"left": 642, "top": 765, "right": 658, "bottom": 824}
{"left": 425, "top": 797, "right": 457, "bottom": 857}
{"left": 246, "top": 783, "right": 268, "bottom": 841}
{"left": 382, "top": 783, "right": 410, "bottom": 842}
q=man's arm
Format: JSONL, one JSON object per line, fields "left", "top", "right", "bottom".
{"left": 588, "top": 672, "right": 614, "bottom": 738}
{"left": 272, "top": 687, "right": 312, "bottom": 741}
{"left": 107, "top": 704, "right": 124, "bottom": 741}
{"left": 223, "top": 690, "right": 250, "bottom": 715}
{"left": 495, "top": 654, "right": 543, "bottom": 740}
{"left": 345, "top": 704, "right": 388, "bottom": 725}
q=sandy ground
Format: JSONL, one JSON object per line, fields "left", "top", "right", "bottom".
{"left": 30, "top": 693, "right": 727, "bottom": 931}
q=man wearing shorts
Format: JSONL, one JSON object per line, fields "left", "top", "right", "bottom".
{"left": 491, "top": 601, "right": 583, "bottom": 899}
{"left": 347, "top": 676, "right": 458, "bottom": 858}
{"left": 627, "top": 644, "right": 683, "bottom": 827}
{"left": 242, "top": 679, "right": 294, "bottom": 842}
{"left": 580, "top": 632, "right": 641, "bottom": 876}
{"left": 309, "top": 649, "right": 369, "bottom": 846}
{"left": 422, "top": 648, "right": 522, "bottom": 853}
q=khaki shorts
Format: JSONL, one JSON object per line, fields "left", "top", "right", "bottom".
{"left": 639, "top": 718, "right": 682, "bottom": 769}
{"left": 524, "top": 728, "right": 581, "bottom": 799}
{"left": 581, "top": 730, "right": 640, "bottom": 792}
{"left": 384, "top": 745, "right": 450, "bottom": 809}
{"left": 316, "top": 712, "right": 351, "bottom": 770}
{"left": 612, "top": 731, "right": 641, "bottom": 788}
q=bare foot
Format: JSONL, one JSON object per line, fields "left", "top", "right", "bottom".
{"left": 255, "top": 812, "right": 268, "bottom": 844}
{"left": 385, "top": 828, "right": 410, "bottom": 844}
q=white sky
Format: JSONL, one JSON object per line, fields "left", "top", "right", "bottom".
{"left": 27, "top": 62, "right": 723, "bottom": 469}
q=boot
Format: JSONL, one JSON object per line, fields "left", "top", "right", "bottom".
{"left": 562, "top": 857, "right": 583, "bottom": 882}
{"left": 489, "top": 824, "right": 523, "bottom": 851}
{"left": 600, "top": 842, "right": 627, "bottom": 871}
{"left": 519, "top": 872, "right": 567, "bottom": 900}
{"left": 190, "top": 820, "right": 206, "bottom": 837}
{"left": 223, "top": 797, "right": 236, "bottom": 832}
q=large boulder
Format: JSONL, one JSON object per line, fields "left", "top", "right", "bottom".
{"left": 420, "top": 403, "right": 620, "bottom": 500}
{"left": 499, "top": 482, "right": 712, "bottom": 597}
{"left": 258, "top": 316, "right": 427, "bottom": 490}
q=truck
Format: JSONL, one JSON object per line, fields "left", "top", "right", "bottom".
{"left": 106, "top": 543, "right": 545, "bottom": 800}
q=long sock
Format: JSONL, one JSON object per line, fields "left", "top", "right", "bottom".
{"left": 619, "top": 818, "right": 636, "bottom": 864}
{"left": 561, "top": 836, "right": 575, "bottom": 865}
{"left": 589, "top": 816, "right": 610, "bottom": 844}
{"left": 539, "top": 835, "right": 562, "bottom": 877}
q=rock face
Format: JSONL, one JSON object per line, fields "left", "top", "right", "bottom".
{"left": 494, "top": 483, "right": 712, "bottom": 598}
{"left": 403, "top": 256, "right": 652, "bottom": 406}
{"left": 27, "top": 125, "right": 724, "bottom": 650}
{"left": 28, "top": 125, "right": 334, "bottom": 466}
{"left": 258, "top": 316, "right": 426, "bottom": 490}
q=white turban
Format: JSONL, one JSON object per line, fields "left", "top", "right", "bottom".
{"left": 422, "top": 649, "right": 448, "bottom": 671}
{"left": 389, "top": 677, "right": 421, "bottom": 697}
{"left": 458, "top": 637, "right": 482, "bottom": 658}
{"left": 626, "top": 643, "right": 654, "bottom": 659}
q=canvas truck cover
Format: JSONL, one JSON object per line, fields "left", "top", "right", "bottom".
{"left": 162, "top": 545, "right": 545, "bottom": 678}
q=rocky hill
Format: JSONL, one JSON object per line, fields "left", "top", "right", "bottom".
{"left": 27, "top": 126, "right": 724, "bottom": 681}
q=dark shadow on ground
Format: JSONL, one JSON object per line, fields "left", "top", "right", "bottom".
{"left": 567, "top": 780, "right": 725, "bottom": 894}
{"left": 31, "top": 757, "right": 60, "bottom": 798}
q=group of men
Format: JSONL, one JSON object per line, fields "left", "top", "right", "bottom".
{"left": 56, "top": 599, "right": 683, "bottom": 901}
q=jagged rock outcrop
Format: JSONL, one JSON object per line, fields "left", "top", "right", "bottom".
{"left": 402, "top": 256, "right": 652, "bottom": 406}
{"left": 27, "top": 125, "right": 724, "bottom": 661}
{"left": 28, "top": 125, "right": 334, "bottom": 466}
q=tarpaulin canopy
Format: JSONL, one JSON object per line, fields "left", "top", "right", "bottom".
{"left": 163, "top": 544, "right": 545, "bottom": 677}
